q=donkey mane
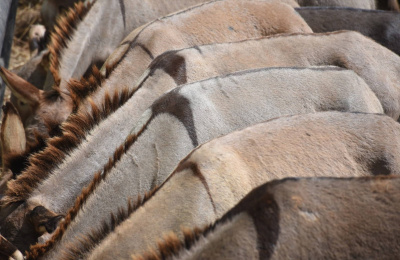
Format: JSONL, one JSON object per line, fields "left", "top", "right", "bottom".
{"left": 27, "top": 117, "right": 152, "bottom": 257}
{"left": 1, "top": 88, "right": 131, "bottom": 206}
{"left": 64, "top": 0, "right": 210, "bottom": 106}
{"left": 59, "top": 187, "right": 159, "bottom": 260}
{"left": 67, "top": 66, "right": 106, "bottom": 110}
{"left": 48, "top": 0, "right": 96, "bottom": 87}
{"left": 27, "top": 184, "right": 159, "bottom": 260}
{"left": 133, "top": 226, "right": 210, "bottom": 260}
{"left": 104, "top": 0, "right": 219, "bottom": 73}
{"left": 28, "top": 113, "right": 305, "bottom": 258}
{"left": 67, "top": 0, "right": 231, "bottom": 104}
{"left": 34, "top": 105, "right": 355, "bottom": 257}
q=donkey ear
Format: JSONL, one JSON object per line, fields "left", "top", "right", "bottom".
{"left": 0, "top": 66, "right": 42, "bottom": 106}
{"left": 1, "top": 102, "right": 26, "bottom": 165}
{"left": 0, "top": 103, "right": 26, "bottom": 192}
{"left": 29, "top": 206, "right": 64, "bottom": 235}
{"left": 0, "top": 234, "right": 23, "bottom": 260}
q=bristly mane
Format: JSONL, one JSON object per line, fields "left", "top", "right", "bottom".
{"left": 65, "top": 0, "right": 222, "bottom": 106}
{"left": 26, "top": 114, "right": 308, "bottom": 258}
{"left": 1, "top": 88, "right": 132, "bottom": 207}
{"left": 46, "top": 0, "right": 141, "bottom": 109}
{"left": 27, "top": 185, "right": 160, "bottom": 260}
{"left": 59, "top": 187, "right": 159, "bottom": 260}
{"left": 6, "top": 0, "right": 128, "bottom": 204}
{"left": 48, "top": 0, "right": 96, "bottom": 87}
{"left": 26, "top": 111, "right": 158, "bottom": 258}
{"left": 67, "top": 66, "right": 106, "bottom": 110}
{"left": 65, "top": 40, "right": 125, "bottom": 108}
{"left": 132, "top": 227, "right": 207, "bottom": 260}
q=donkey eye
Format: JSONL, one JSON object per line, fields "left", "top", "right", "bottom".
{"left": 37, "top": 225, "right": 47, "bottom": 234}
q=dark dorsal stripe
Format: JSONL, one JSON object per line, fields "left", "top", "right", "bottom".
{"left": 150, "top": 89, "right": 198, "bottom": 147}
{"left": 136, "top": 43, "right": 155, "bottom": 60}
{"left": 135, "top": 51, "right": 187, "bottom": 91}
{"left": 248, "top": 188, "right": 280, "bottom": 259}
{"left": 34, "top": 90, "right": 198, "bottom": 257}
{"left": 135, "top": 179, "right": 284, "bottom": 260}
{"left": 176, "top": 162, "right": 217, "bottom": 213}
{"left": 148, "top": 51, "right": 187, "bottom": 85}
{"left": 118, "top": 0, "right": 126, "bottom": 28}
{"left": 106, "top": 0, "right": 219, "bottom": 74}
{"left": 2, "top": 88, "right": 131, "bottom": 206}
{"left": 27, "top": 117, "right": 155, "bottom": 258}
{"left": 218, "top": 180, "right": 282, "bottom": 259}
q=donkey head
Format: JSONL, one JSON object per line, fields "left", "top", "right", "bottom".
{"left": 0, "top": 67, "right": 73, "bottom": 142}
{"left": 0, "top": 202, "right": 64, "bottom": 253}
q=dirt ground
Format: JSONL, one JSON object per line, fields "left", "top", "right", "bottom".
{"left": 5, "top": 0, "right": 43, "bottom": 101}
{"left": 10, "top": 0, "right": 43, "bottom": 69}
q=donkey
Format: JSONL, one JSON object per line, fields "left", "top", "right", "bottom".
{"left": 1, "top": 0, "right": 307, "bottom": 146}
{"left": 0, "top": 0, "right": 95, "bottom": 141}
{"left": 3, "top": 0, "right": 227, "bottom": 139}
{"left": 44, "top": 0, "right": 297, "bottom": 91}
{"left": 297, "top": 7, "right": 400, "bottom": 56}
{"left": 83, "top": 23, "right": 400, "bottom": 122}
{"left": 7, "top": 29, "right": 400, "bottom": 254}
{"left": 54, "top": 111, "right": 400, "bottom": 259}
{"left": 78, "top": 0, "right": 310, "bottom": 111}
{"left": 133, "top": 175, "right": 400, "bottom": 260}
{"left": 28, "top": 67, "right": 385, "bottom": 260}
{"left": 4, "top": 29, "right": 400, "bottom": 180}
{"left": 0, "top": 66, "right": 72, "bottom": 143}
{"left": 0, "top": 0, "right": 312, "bottom": 236}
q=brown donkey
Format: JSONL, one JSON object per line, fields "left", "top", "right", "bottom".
{"left": 59, "top": 112, "right": 400, "bottom": 259}
{"left": 134, "top": 176, "right": 400, "bottom": 260}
